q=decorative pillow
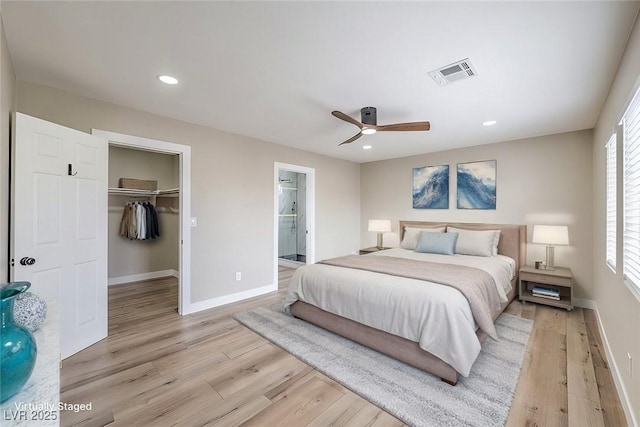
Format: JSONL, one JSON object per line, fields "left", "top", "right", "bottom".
{"left": 446, "top": 227, "right": 500, "bottom": 257}
{"left": 415, "top": 231, "right": 458, "bottom": 255}
{"left": 400, "top": 226, "right": 446, "bottom": 250}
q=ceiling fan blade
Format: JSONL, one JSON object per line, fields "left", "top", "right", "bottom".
{"left": 376, "top": 121, "right": 431, "bottom": 132}
{"left": 338, "top": 132, "right": 363, "bottom": 146}
{"left": 332, "top": 111, "right": 363, "bottom": 129}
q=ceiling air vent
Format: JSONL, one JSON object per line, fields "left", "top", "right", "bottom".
{"left": 428, "top": 58, "right": 477, "bottom": 86}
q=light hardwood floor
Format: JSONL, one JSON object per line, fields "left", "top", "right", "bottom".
{"left": 60, "top": 268, "right": 626, "bottom": 426}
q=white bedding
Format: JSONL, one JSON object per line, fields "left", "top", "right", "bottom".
{"left": 284, "top": 248, "right": 515, "bottom": 377}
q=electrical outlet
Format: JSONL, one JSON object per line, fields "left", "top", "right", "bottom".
{"left": 628, "top": 353, "right": 633, "bottom": 378}
{"left": 235, "top": 272, "right": 241, "bottom": 281}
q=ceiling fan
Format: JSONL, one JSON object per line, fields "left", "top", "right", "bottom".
{"left": 331, "top": 107, "right": 431, "bottom": 146}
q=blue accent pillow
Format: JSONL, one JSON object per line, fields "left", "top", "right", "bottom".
{"left": 415, "top": 231, "right": 458, "bottom": 255}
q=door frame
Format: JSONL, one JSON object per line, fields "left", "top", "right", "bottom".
{"left": 273, "top": 162, "right": 315, "bottom": 282}
{"left": 92, "top": 129, "right": 192, "bottom": 315}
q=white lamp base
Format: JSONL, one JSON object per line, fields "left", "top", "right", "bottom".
{"left": 544, "top": 245, "right": 556, "bottom": 270}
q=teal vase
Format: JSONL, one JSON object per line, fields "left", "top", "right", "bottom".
{"left": 1, "top": 282, "right": 38, "bottom": 403}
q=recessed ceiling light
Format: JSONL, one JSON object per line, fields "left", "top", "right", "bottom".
{"left": 158, "top": 75, "right": 179, "bottom": 85}
{"left": 482, "top": 120, "right": 497, "bottom": 126}
{"left": 363, "top": 145, "right": 372, "bottom": 150}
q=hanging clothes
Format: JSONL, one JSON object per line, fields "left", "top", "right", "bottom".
{"left": 136, "top": 203, "right": 146, "bottom": 240}
{"left": 118, "top": 205, "right": 129, "bottom": 238}
{"left": 119, "top": 201, "right": 160, "bottom": 240}
{"left": 144, "top": 202, "right": 160, "bottom": 239}
{"left": 119, "top": 203, "right": 137, "bottom": 239}
{"left": 144, "top": 202, "right": 152, "bottom": 239}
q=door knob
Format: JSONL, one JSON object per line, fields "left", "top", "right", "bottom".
{"left": 19, "top": 257, "right": 36, "bottom": 266}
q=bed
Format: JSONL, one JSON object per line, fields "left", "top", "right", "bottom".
{"left": 285, "top": 221, "right": 526, "bottom": 385}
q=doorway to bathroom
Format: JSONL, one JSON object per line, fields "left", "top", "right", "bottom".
{"left": 273, "top": 163, "right": 315, "bottom": 273}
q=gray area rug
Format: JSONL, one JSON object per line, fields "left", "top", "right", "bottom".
{"left": 234, "top": 303, "right": 533, "bottom": 427}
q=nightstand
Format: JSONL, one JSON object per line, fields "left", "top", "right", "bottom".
{"left": 359, "top": 247, "right": 391, "bottom": 255}
{"left": 519, "top": 265, "right": 573, "bottom": 311}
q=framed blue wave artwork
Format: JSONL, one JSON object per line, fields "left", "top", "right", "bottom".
{"left": 457, "top": 160, "right": 496, "bottom": 209}
{"left": 413, "top": 165, "right": 449, "bottom": 209}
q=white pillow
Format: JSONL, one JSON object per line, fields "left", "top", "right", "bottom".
{"left": 400, "top": 226, "right": 446, "bottom": 250}
{"left": 446, "top": 227, "right": 500, "bottom": 257}
{"left": 491, "top": 230, "right": 501, "bottom": 255}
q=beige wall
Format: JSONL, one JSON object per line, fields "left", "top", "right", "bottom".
{"left": 361, "top": 130, "right": 594, "bottom": 300}
{"left": 0, "top": 15, "right": 16, "bottom": 282}
{"left": 16, "top": 81, "right": 361, "bottom": 303}
{"left": 592, "top": 14, "right": 640, "bottom": 424}
{"left": 108, "top": 146, "right": 179, "bottom": 279}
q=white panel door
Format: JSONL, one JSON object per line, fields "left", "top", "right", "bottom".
{"left": 12, "top": 113, "right": 108, "bottom": 359}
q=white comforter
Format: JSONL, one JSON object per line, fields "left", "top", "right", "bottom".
{"left": 284, "top": 248, "right": 515, "bottom": 376}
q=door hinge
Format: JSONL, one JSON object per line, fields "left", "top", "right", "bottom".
{"left": 10, "top": 258, "right": 15, "bottom": 267}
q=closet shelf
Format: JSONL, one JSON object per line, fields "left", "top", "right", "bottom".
{"left": 108, "top": 187, "right": 179, "bottom": 197}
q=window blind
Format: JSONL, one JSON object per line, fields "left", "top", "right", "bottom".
{"left": 606, "top": 133, "right": 616, "bottom": 270}
{"left": 623, "top": 86, "right": 640, "bottom": 293}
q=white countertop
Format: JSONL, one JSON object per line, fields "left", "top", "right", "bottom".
{"left": 1, "top": 303, "right": 60, "bottom": 426}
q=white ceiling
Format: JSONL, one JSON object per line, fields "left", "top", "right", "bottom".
{"left": 2, "top": 1, "right": 639, "bottom": 163}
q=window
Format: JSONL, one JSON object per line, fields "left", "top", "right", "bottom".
{"left": 623, "top": 85, "right": 640, "bottom": 298}
{"left": 606, "top": 133, "right": 616, "bottom": 270}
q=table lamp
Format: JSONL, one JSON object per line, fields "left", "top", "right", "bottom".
{"left": 532, "top": 225, "right": 569, "bottom": 270}
{"left": 368, "top": 219, "right": 392, "bottom": 249}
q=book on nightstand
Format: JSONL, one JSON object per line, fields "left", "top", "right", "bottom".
{"left": 531, "top": 285, "right": 560, "bottom": 299}
{"left": 531, "top": 293, "right": 560, "bottom": 301}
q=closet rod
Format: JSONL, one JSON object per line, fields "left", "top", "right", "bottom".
{"left": 108, "top": 206, "right": 179, "bottom": 214}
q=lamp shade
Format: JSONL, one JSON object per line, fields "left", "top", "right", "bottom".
{"left": 368, "top": 219, "right": 391, "bottom": 233}
{"left": 532, "top": 225, "right": 569, "bottom": 245}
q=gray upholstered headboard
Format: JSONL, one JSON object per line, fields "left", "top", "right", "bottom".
{"left": 398, "top": 221, "right": 527, "bottom": 272}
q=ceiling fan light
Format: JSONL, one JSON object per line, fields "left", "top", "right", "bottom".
{"left": 361, "top": 128, "right": 376, "bottom": 135}
{"left": 482, "top": 120, "right": 497, "bottom": 126}
{"left": 363, "top": 145, "right": 372, "bottom": 150}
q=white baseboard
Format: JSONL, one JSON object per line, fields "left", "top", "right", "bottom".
{"left": 108, "top": 269, "right": 179, "bottom": 286}
{"left": 592, "top": 302, "right": 638, "bottom": 427}
{"left": 182, "top": 283, "right": 278, "bottom": 315}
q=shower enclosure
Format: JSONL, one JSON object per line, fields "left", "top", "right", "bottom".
{"left": 278, "top": 170, "right": 306, "bottom": 265}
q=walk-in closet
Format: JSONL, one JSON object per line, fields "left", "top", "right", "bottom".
{"left": 107, "top": 146, "right": 180, "bottom": 311}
